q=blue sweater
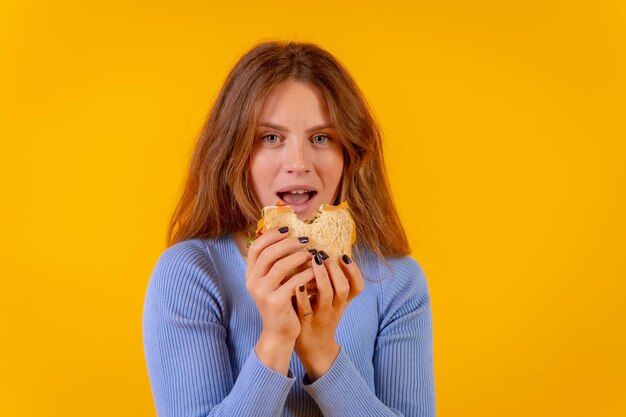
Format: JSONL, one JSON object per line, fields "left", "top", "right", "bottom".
{"left": 142, "top": 234, "right": 436, "bottom": 417}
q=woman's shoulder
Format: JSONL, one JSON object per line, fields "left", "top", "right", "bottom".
{"left": 146, "top": 237, "right": 228, "bottom": 323}
{"left": 149, "top": 237, "right": 227, "bottom": 292}
{"left": 357, "top": 246, "right": 431, "bottom": 310}
{"left": 151, "top": 239, "right": 213, "bottom": 276}
{"left": 157, "top": 237, "right": 210, "bottom": 260}
{"left": 357, "top": 246, "right": 427, "bottom": 284}
{"left": 151, "top": 235, "right": 243, "bottom": 284}
{"left": 154, "top": 236, "right": 231, "bottom": 266}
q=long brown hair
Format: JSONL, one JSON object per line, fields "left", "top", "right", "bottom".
{"left": 167, "top": 40, "right": 411, "bottom": 260}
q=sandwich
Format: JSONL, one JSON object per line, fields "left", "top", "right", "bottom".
{"left": 253, "top": 200, "right": 356, "bottom": 260}
{"left": 250, "top": 201, "right": 357, "bottom": 299}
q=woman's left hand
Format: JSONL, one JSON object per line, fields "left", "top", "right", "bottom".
{"left": 293, "top": 251, "right": 364, "bottom": 382}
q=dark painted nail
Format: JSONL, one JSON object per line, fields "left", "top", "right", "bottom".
{"left": 342, "top": 254, "right": 352, "bottom": 265}
{"left": 298, "top": 236, "right": 309, "bottom": 244}
{"left": 308, "top": 249, "right": 318, "bottom": 255}
{"left": 278, "top": 226, "right": 289, "bottom": 234}
{"left": 299, "top": 285, "right": 305, "bottom": 292}
{"left": 314, "top": 253, "right": 323, "bottom": 265}
{"left": 319, "top": 251, "right": 329, "bottom": 260}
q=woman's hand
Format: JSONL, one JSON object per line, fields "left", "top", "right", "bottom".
{"left": 245, "top": 227, "right": 316, "bottom": 373}
{"left": 293, "top": 251, "right": 365, "bottom": 381}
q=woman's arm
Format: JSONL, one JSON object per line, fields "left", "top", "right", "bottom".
{"left": 142, "top": 240, "right": 295, "bottom": 417}
{"left": 301, "top": 256, "right": 436, "bottom": 417}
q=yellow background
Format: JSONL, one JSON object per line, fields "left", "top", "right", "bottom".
{"left": 1, "top": 1, "right": 624, "bottom": 416}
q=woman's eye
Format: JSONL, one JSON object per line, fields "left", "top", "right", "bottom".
{"left": 262, "top": 134, "right": 280, "bottom": 144}
{"left": 313, "top": 134, "right": 330, "bottom": 145}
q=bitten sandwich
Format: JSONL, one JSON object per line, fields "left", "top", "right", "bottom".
{"left": 255, "top": 201, "right": 356, "bottom": 260}
{"left": 250, "top": 201, "right": 357, "bottom": 297}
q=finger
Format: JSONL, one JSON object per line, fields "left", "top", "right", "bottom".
{"left": 312, "top": 252, "right": 333, "bottom": 310}
{"left": 295, "top": 284, "right": 313, "bottom": 321}
{"left": 249, "top": 234, "right": 310, "bottom": 282}
{"left": 304, "top": 277, "right": 318, "bottom": 302}
{"left": 301, "top": 250, "right": 318, "bottom": 299}
{"left": 246, "top": 227, "right": 291, "bottom": 280}
{"left": 324, "top": 256, "right": 351, "bottom": 308}
{"left": 338, "top": 254, "right": 365, "bottom": 302}
{"left": 275, "top": 266, "right": 315, "bottom": 300}
{"left": 260, "top": 250, "right": 312, "bottom": 291}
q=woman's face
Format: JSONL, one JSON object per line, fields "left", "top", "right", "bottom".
{"left": 249, "top": 79, "right": 344, "bottom": 221}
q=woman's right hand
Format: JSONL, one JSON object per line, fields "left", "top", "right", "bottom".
{"left": 245, "top": 227, "right": 315, "bottom": 344}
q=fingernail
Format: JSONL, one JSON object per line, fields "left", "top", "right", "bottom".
{"left": 299, "top": 285, "right": 305, "bottom": 292}
{"left": 319, "top": 250, "right": 329, "bottom": 260}
{"left": 342, "top": 254, "right": 352, "bottom": 264}
{"left": 298, "top": 236, "right": 309, "bottom": 244}
{"left": 314, "top": 253, "right": 323, "bottom": 265}
{"left": 308, "top": 249, "right": 318, "bottom": 255}
{"left": 278, "top": 226, "right": 289, "bottom": 234}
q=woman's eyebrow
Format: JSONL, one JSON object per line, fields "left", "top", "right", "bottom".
{"left": 258, "top": 122, "right": 335, "bottom": 133}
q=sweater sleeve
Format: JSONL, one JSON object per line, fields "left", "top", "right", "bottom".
{"left": 302, "top": 256, "right": 436, "bottom": 417}
{"left": 142, "top": 240, "right": 295, "bottom": 417}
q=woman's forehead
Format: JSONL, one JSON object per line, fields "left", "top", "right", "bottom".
{"left": 251, "top": 80, "right": 340, "bottom": 134}
{"left": 259, "top": 80, "right": 328, "bottom": 111}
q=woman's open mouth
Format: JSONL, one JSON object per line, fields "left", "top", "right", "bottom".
{"left": 276, "top": 190, "right": 317, "bottom": 212}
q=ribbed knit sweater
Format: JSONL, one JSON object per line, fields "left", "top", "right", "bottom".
{"left": 142, "top": 234, "right": 435, "bottom": 417}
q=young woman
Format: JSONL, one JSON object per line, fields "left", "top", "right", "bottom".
{"left": 142, "top": 41, "right": 435, "bottom": 417}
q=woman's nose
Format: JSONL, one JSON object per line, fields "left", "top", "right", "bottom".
{"left": 284, "top": 139, "right": 311, "bottom": 173}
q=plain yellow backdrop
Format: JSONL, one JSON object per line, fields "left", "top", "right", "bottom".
{"left": 1, "top": 1, "right": 625, "bottom": 416}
